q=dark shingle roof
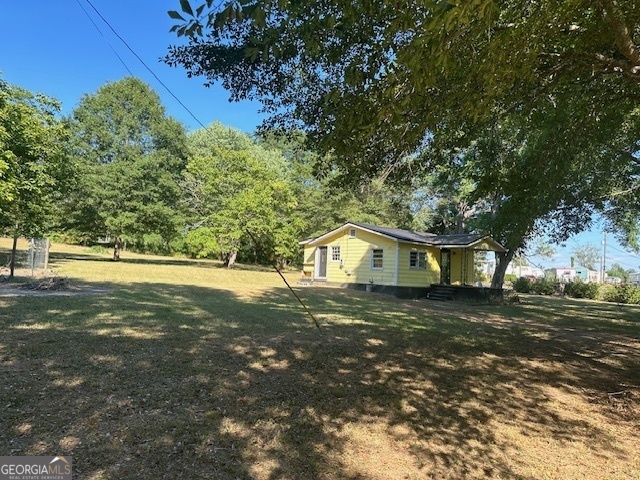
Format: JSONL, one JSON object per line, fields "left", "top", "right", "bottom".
{"left": 350, "top": 222, "right": 434, "bottom": 243}
{"left": 350, "top": 222, "right": 485, "bottom": 247}
{"left": 426, "top": 233, "right": 486, "bottom": 246}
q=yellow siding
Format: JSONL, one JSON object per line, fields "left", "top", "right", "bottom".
{"left": 473, "top": 239, "right": 503, "bottom": 252}
{"left": 450, "top": 248, "right": 474, "bottom": 285}
{"left": 312, "top": 228, "right": 398, "bottom": 286}
{"left": 397, "top": 244, "right": 440, "bottom": 287}
{"left": 305, "top": 227, "right": 479, "bottom": 286}
{"left": 302, "top": 245, "right": 315, "bottom": 276}
{"left": 467, "top": 249, "right": 475, "bottom": 283}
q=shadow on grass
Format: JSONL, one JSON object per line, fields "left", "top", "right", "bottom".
{"left": 0, "top": 281, "right": 638, "bottom": 479}
{"left": 47, "top": 250, "right": 276, "bottom": 272}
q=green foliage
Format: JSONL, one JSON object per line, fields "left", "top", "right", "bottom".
{"left": 606, "top": 263, "right": 631, "bottom": 283}
{"left": 61, "top": 77, "right": 188, "bottom": 252}
{"left": 504, "top": 274, "right": 517, "bottom": 284}
{"left": 87, "top": 245, "right": 110, "bottom": 254}
{"left": 602, "top": 284, "right": 640, "bottom": 304}
{"left": 0, "top": 78, "right": 71, "bottom": 237}
{"left": 513, "top": 277, "right": 532, "bottom": 294}
{"left": 166, "top": 0, "right": 640, "bottom": 253}
{"left": 531, "top": 278, "right": 558, "bottom": 296}
{"left": 183, "top": 123, "right": 300, "bottom": 266}
{"left": 564, "top": 281, "right": 599, "bottom": 300}
{"left": 573, "top": 244, "right": 600, "bottom": 271}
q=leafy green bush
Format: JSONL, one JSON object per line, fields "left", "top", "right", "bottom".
{"left": 513, "top": 277, "right": 532, "bottom": 293}
{"left": 564, "top": 280, "right": 599, "bottom": 299}
{"left": 504, "top": 274, "right": 517, "bottom": 284}
{"left": 598, "top": 284, "right": 616, "bottom": 302}
{"left": 531, "top": 277, "right": 558, "bottom": 295}
{"left": 603, "top": 284, "right": 640, "bottom": 304}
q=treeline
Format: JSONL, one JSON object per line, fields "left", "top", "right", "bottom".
{"left": 1, "top": 76, "right": 414, "bottom": 268}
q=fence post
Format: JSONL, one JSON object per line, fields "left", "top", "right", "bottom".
{"left": 44, "top": 238, "right": 50, "bottom": 271}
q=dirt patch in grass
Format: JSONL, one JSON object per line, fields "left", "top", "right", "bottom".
{"left": 0, "top": 247, "right": 639, "bottom": 479}
{"left": 0, "top": 276, "right": 108, "bottom": 297}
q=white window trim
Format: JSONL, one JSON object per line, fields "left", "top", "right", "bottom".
{"left": 409, "top": 251, "right": 427, "bottom": 270}
{"left": 348, "top": 228, "right": 357, "bottom": 238}
{"left": 371, "top": 249, "right": 383, "bottom": 270}
{"left": 330, "top": 245, "right": 341, "bottom": 262}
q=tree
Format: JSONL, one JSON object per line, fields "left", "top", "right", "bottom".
{"left": 0, "top": 78, "right": 70, "bottom": 277}
{"left": 166, "top": 0, "right": 640, "bottom": 253}
{"left": 411, "top": 164, "right": 483, "bottom": 235}
{"left": 183, "top": 123, "right": 300, "bottom": 268}
{"left": 607, "top": 263, "right": 631, "bottom": 282}
{"left": 412, "top": 101, "right": 626, "bottom": 288}
{"left": 62, "top": 77, "right": 188, "bottom": 259}
{"left": 573, "top": 244, "right": 600, "bottom": 270}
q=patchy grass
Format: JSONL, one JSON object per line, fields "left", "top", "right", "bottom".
{"left": 1, "top": 242, "right": 639, "bottom": 479}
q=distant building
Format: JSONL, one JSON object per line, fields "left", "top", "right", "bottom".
{"left": 630, "top": 272, "right": 640, "bottom": 286}
{"left": 605, "top": 276, "right": 623, "bottom": 284}
{"left": 506, "top": 263, "right": 545, "bottom": 278}
{"left": 575, "top": 266, "right": 600, "bottom": 284}
{"left": 546, "top": 267, "right": 577, "bottom": 283}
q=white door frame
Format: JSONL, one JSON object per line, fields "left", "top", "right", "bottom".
{"left": 315, "top": 245, "right": 328, "bottom": 280}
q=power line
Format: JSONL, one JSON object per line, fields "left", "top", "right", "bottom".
{"left": 74, "top": 0, "right": 133, "bottom": 76}
{"left": 607, "top": 243, "right": 640, "bottom": 259}
{"left": 76, "top": 0, "right": 321, "bottom": 328}
{"left": 83, "top": 0, "right": 206, "bottom": 129}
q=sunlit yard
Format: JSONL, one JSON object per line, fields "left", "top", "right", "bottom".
{"left": 1, "top": 241, "right": 639, "bottom": 479}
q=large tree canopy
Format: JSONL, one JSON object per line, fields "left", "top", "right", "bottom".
{"left": 0, "top": 78, "right": 70, "bottom": 276}
{"left": 166, "top": 0, "right": 640, "bottom": 158}
{"left": 182, "top": 122, "right": 300, "bottom": 267}
{"left": 61, "top": 77, "right": 188, "bottom": 257}
{"left": 166, "top": 0, "right": 640, "bottom": 255}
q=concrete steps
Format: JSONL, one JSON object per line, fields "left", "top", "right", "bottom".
{"left": 428, "top": 284, "right": 456, "bottom": 301}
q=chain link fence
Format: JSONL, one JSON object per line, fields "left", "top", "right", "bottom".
{"left": 1, "top": 238, "right": 50, "bottom": 275}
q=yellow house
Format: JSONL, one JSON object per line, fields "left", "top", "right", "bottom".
{"left": 301, "top": 222, "right": 506, "bottom": 298}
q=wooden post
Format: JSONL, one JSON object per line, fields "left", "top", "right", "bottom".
{"left": 44, "top": 238, "right": 50, "bottom": 271}
{"left": 9, "top": 234, "right": 18, "bottom": 278}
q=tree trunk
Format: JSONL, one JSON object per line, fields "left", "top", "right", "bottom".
{"left": 9, "top": 234, "right": 18, "bottom": 278}
{"left": 491, "top": 248, "right": 516, "bottom": 289}
{"left": 113, "top": 237, "right": 122, "bottom": 262}
{"left": 227, "top": 250, "right": 238, "bottom": 268}
{"left": 225, "top": 250, "right": 237, "bottom": 269}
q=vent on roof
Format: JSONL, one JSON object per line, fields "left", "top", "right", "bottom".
{"left": 348, "top": 228, "right": 357, "bottom": 238}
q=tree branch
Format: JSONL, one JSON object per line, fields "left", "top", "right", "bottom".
{"left": 601, "top": 0, "right": 640, "bottom": 67}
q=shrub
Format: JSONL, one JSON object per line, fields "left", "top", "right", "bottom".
{"left": 504, "top": 291, "right": 520, "bottom": 304}
{"left": 598, "top": 284, "right": 615, "bottom": 302}
{"left": 504, "top": 274, "right": 517, "bottom": 284}
{"left": 513, "top": 277, "right": 532, "bottom": 293}
{"left": 531, "top": 277, "right": 558, "bottom": 295}
{"left": 564, "top": 280, "right": 599, "bottom": 300}
{"left": 603, "top": 284, "right": 640, "bottom": 304}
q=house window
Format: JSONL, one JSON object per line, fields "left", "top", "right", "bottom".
{"left": 331, "top": 246, "right": 341, "bottom": 262}
{"left": 371, "top": 249, "right": 383, "bottom": 269}
{"left": 349, "top": 228, "right": 357, "bottom": 238}
{"left": 409, "top": 251, "right": 427, "bottom": 270}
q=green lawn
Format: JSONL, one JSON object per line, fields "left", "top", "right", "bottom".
{"left": 1, "top": 241, "right": 639, "bottom": 479}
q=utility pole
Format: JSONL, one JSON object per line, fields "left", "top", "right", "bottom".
{"left": 601, "top": 233, "right": 607, "bottom": 283}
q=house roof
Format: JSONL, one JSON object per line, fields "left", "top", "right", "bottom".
{"left": 349, "top": 222, "right": 435, "bottom": 244}
{"left": 302, "top": 222, "right": 506, "bottom": 252}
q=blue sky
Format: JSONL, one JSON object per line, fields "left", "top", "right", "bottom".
{"left": 1, "top": 1, "right": 639, "bottom": 271}
{"left": 0, "top": 0, "right": 264, "bottom": 132}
